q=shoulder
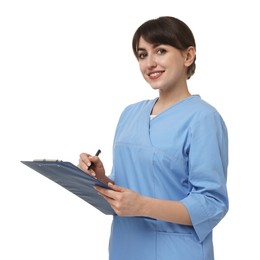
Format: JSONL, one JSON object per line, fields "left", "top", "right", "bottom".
{"left": 124, "top": 99, "right": 154, "bottom": 111}
{"left": 188, "top": 95, "right": 218, "bottom": 114}
{"left": 188, "top": 95, "right": 224, "bottom": 120}
{"left": 188, "top": 95, "right": 228, "bottom": 133}
{"left": 120, "top": 99, "right": 154, "bottom": 117}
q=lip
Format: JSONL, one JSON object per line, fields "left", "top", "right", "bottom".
{"left": 147, "top": 71, "right": 164, "bottom": 80}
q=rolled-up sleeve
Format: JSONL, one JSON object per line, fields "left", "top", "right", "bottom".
{"left": 181, "top": 111, "right": 229, "bottom": 242}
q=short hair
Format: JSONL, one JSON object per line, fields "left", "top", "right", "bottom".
{"left": 132, "top": 16, "right": 196, "bottom": 79}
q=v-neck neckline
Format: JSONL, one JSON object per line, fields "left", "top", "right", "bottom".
{"left": 150, "top": 95, "right": 199, "bottom": 118}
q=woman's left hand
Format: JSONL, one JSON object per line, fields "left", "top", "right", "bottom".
{"left": 94, "top": 183, "right": 145, "bottom": 217}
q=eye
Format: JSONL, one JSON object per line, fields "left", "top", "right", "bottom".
{"left": 137, "top": 52, "right": 147, "bottom": 60}
{"left": 157, "top": 48, "right": 167, "bottom": 55}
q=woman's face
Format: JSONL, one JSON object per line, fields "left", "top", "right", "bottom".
{"left": 136, "top": 37, "right": 189, "bottom": 92}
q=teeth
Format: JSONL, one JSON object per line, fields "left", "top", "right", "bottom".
{"left": 150, "top": 72, "right": 160, "bottom": 76}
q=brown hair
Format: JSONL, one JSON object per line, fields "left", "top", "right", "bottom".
{"left": 132, "top": 16, "right": 196, "bottom": 79}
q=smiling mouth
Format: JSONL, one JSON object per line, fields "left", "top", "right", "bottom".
{"left": 148, "top": 71, "right": 163, "bottom": 79}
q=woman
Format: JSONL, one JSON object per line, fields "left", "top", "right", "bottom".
{"left": 79, "top": 16, "right": 228, "bottom": 260}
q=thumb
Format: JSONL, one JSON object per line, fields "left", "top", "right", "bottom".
{"left": 108, "top": 182, "right": 125, "bottom": 192}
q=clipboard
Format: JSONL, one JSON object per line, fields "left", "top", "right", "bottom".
{"left": 21, "top": 160, "right": 115, "bottom": 215}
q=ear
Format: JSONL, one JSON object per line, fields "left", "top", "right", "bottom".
{"left": 183, "top": 46, "right": 196, "bottom": 67}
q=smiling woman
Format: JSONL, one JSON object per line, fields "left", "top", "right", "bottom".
{"left": 78, "top": 16, "right": 229, "bottom": 260}
{"left": 132, "top": 17, "right": 197, "bottom": 115}
{"left": 132, "top": 16, "right": 196, "bottom": 79}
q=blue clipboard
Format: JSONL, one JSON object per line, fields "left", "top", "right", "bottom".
{"left": 21, "top": 160, "right": 115, "bottom": 215}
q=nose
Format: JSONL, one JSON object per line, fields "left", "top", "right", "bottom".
{"left": 147, "top": 54, "right": 157, "bottom": 69}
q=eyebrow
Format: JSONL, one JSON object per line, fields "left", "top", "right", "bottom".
{"left": 137, "top": 43, "right": 162, "bottom": 52}
{"left": 137, "top": 47, "right": 146, "bottom": 52}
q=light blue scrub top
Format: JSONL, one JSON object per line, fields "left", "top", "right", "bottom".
{"left": 109, "top": 95, "right": 228, "bottom": 260}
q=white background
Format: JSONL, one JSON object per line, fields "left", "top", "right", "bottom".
{"left": 0, "top": 0, "right": 259, "bottom": 259}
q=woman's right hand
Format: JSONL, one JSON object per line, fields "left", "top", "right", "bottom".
{"left": 79, "top": 152, "right": 114, "bottom": 186}
{"left": 78, "top": 152, "right": 106, "bottom": 180}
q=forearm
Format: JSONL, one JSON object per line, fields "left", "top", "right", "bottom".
{"left": 140, "top": 196, "right": 192, "bottom": 226}
{"left": 95, "top": 183, "right": 192, "bottom": 225}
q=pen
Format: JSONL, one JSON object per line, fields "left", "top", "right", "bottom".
{"left": 87, "top": 149, "right": 101, "bottom": 170}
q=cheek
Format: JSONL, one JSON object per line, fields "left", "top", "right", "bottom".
{"left": 139, "top": 62, "right": 146, "bottom": 75}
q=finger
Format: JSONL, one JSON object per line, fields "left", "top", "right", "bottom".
{"left": 79, "top": 153, "right": 95, "bottom": 173}
{"left": 108, "top": 183, "right": 125, "bottom": 192}
{"left": 88, "top": 155, "right": 103, "bottom": 169}
{"left": 94, "top": 185, "right": 116, "bottom": 199}
{"left": 80, "top": 153, "right": 92, "bottom": 166}
{"left": 79, "top": 152, "right": 103, "bottom": 172}
{"left": 94, "top": 185, "right": 107, "bottom": 194}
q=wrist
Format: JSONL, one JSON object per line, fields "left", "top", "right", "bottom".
{"left": 139, "top": 196, "right": 151, "bottom": 217}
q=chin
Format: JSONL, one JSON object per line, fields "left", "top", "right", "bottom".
{"left": 150, "top": 84, "right": 162, "bottom": 90}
